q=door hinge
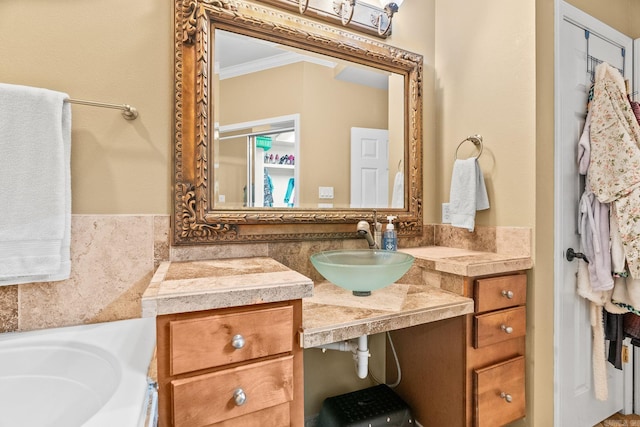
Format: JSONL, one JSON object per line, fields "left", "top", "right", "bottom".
{"left": 623, "top": 345, "right": 630, "bottom": 364}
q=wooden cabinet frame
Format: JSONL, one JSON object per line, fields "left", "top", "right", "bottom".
{"left": 156, "top": 300, "right": 304, "bottom": 427}
{"left": 388, "top": 273, "right": 527, "bottom": 427}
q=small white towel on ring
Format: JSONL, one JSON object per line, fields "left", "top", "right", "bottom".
{"left": 391, "top": 171, "right": 404, "bottom": 208}
{"left": 0, "top": 83, "right": 71, "bottom": 285}
{"left": 449, "top": 158, "right": 489, "bottom": 232}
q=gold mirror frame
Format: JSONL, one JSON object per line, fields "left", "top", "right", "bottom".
{"left": 173, "top": 0, "right": 423, "bottom": 244}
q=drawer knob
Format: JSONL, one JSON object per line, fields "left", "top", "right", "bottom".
{"left": 500, "top": 392, "right": 513, "bottom": 403}
{"left": 501, "top": 290, "right": 514, "bottom": 299}
{"left": 231, "top": 334, "right": 246, "bottom": 349}
{"left": 233, "top": 388, "right": 247, "bottom": 406}
{"left": 501, "top": 324, "right": 514, "bottom": 334}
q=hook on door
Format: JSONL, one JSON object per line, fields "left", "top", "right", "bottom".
{"left": 566, "top": 248, "right": 589, "bottom": 264}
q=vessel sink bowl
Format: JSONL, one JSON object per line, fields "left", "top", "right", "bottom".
{"left": 310, "top": 249, "right": 415, "bottom": 296}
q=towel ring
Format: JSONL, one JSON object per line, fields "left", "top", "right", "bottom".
{"left": 454, "top": 134, "right": 483, "bottom": 160}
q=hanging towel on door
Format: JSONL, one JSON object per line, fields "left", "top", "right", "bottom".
{"left": 578, "top": 190, "right": 613, "bottom": 291}
{"left": 449, "top": 158, "right": 489, "bottom": 232}
{"left": 0, "top": 83, "right": 71, "bottom": 285}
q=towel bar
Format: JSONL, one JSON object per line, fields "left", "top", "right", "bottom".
{"left": 65, "top": 98, "right": 138, "bottom": 120}
{"left": 454, "top": 134, "right": 483, "bottom": 160}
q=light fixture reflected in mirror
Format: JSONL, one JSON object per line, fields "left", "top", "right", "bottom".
{"left": 372, "top": 0, "right": 404, "bottom": 36}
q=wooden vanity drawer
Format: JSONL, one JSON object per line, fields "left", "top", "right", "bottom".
{"left": 211, "top": 403, "right": 290, "bottom": 427}
{"left": 474, "top": 306, "right": 526, "bottom": 348}
{"left": 171, "top": 355, "right": 294, "bottom": 427}
{"left": 474, "top": 356, "right": 525, "bottom": 427}
{"left": 169, "top": 306, "right": 293, "bottom": 375}
{"left": 474, "top": 274, "right": 526, "bottom": 313}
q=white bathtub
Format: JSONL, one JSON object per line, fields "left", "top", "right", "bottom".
{"left": 0, "top": 317, "right": 156, "bottom": 427}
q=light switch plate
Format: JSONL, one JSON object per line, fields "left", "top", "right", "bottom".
{"left": 319, "top": 186, "right": 334, "bottom": 199}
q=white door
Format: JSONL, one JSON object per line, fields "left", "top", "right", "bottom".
{"left": 350, "top": 127, "right": 389, "bottom": 208}
{"left": 555, "top": 2, "right": 633, "bottom": 426}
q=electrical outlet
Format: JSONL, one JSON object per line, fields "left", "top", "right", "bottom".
{"left": 442, "top": 203, "right": 451, "bottom": 223}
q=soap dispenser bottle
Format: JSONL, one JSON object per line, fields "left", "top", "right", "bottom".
{"left": 382, "top": 215, "right": 397, "bottom": 251}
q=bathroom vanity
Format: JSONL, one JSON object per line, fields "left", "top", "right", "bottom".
{"left": 142, "top": 258, "right": 314, "bottom": 427}
{"left": 142, "top": 242, "right": 531, "bottom": 427}
{"left": 392, "top": 246, "right": 531, "bottom": 427}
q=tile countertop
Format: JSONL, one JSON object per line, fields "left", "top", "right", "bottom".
{"left": 300, "top": 246, "right": 533, "bottom": 348}
{"left": 301, "top": 281, "right": 474, "bottom": 348}
{"left": 141, "top": 247, "right": 532, "bottom": 349}
{"left": 141, "top": 257, "right": 314, "bottom": 316}
{"left": 400, "top": 246, "right": 533, "bottom": 277}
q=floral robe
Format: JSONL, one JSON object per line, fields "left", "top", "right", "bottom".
{"left": 588, "top": 63, "right": 640, "bottom": 279}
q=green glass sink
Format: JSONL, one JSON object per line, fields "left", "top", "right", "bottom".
{"left": 310, "top": 249, "right": 415, "bottom": 296}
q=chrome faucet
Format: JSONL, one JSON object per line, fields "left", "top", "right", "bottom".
{"left": 357, "top": 220, "right": 378, "bottom": 249}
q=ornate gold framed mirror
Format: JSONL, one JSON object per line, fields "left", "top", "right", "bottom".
{"left": 174, "top": 0, "right": 423, "bottom": 244}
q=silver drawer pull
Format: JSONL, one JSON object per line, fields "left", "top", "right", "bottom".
{"left": 501, "top": 290, "right": 514, "bottom": 299}
{"left": 233, "top": 388, "right": 247, "bottom": 406}
{"left": 501, "top": 324, "right": 514, "bottom": 334}
{"left": 500, "top": 392, "right": 513, "bottom": 403}
{"left": 231, "top": 334, "right": 246, "bottom": 349}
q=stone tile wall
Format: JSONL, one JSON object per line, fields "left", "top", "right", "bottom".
{"left": 0, "top": 215, "right": 166, "bottom": 332}
{"left": 0, "top": 215, "right": 529, "bottom": 333}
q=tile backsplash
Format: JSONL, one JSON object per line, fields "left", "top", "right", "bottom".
{"left": 0, "top": 215, "right": 165, "bottom": 332}
{"left": 0, "top": 215, "right": 529, "bottom": 333}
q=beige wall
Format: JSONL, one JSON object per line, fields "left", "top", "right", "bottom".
{"left": 389, "top": 0, "right": 438, "bottom": 223}
{"left": 434, "top": 1, "right": 537, "bottom": 426}
{"left": 567, "top": 0, "right": 640, "bottom": 38}
{"left": 535, "top": 0, "right": 556, "bottom": 425}
{"left": 300, "top": 62, "right": 389, "bottom": 207}
{"left": 435, "top": 0, "right": 537, "bottom": 228}
{"left": 220, "top": 61, "right": 389, "bottom": 208}
{"left": 0, "top": 1, "right": 173, "bottom": 214}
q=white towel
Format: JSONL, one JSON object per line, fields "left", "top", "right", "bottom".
{"left": 391, "top": 171, "right": 404, "bottom": 208}
{"left": 0, "top": 83, "right": 71, "bottom": 285}
{"left": 449, "top": 158, "right": 489, "bottom": 232}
